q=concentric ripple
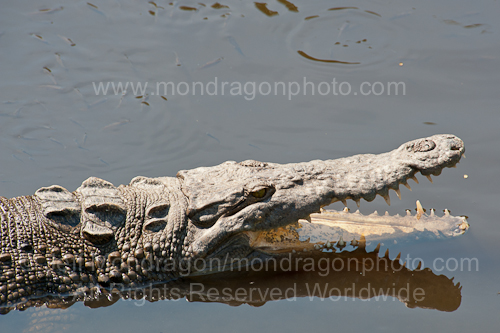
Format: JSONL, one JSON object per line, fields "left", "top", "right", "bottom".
{"left": 287, "top": 7, "right": 403, "bottom": 67}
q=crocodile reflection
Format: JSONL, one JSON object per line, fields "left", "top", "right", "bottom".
{"left": 3, "top": 239, "right": 462, "bottom": 314}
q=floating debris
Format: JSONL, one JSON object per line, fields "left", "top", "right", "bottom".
{"left": 365, "top": 10, "right": 381, "bottom": 17}
{"left": 30, "top": 33, "right": 46, "bottom": 43}
{"left": 58, "top": 35, "right": 76, "bottom": 46}
{"left": 199, "top": 57, "right": 223, "bottom": 70}
{"left": 328, "top": 7, "right": 358, "bottom": 11}
{"left": 149, "top": 1, "right": 164, "bottom": 9}
{"left": 297, "top": 50, "right": 360, "bottom": 65}
{"left": 102, "top": 119, "right": 130, "bottom": 131}
{"left": 464, "top": 23, "right": 483, "bottom": 29}
{"left": 277, "top": 0, "right": 298, "bottom": 12}
{"left": 255, "top": 3, "right": 278, "bottom": 17}
{"left": 35, "top": 7, "right": 64, "bottom": 14}
{"left": 55, "top": 53, "right": 65, "bottom": 68}
{"left": 179, "top": 6, "right": 197, "bottom": 11}
{"left": 174, "top": 51, "right": 181, "bottom": 66}
{"left": 211, "top": 3, "right": 229, "bottom": 9}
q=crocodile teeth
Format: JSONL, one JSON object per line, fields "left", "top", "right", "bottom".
{"left": 394, "top": 188, "right": 402, "bottom": 200}
{"left": 341, "top": 199, "right": 347, "bottom": 207}
{"left": 425, "top": 175, "right": 433, "bottom": 183}
{"left": 336, "top": 236, "right": 346, "bottom": 248}
{"left": 355, "top": 199, "right": 360, "bottom": 207}
{"left": 403, "top": 182, "right": 412, "bottom": 191}
{"left": 416, "top": 200, "right": 424, "bottom": 220}
{"left": 411, "top": 175, "right": 419, "bottom": 184}
{"left": 383, "top": 195, "right": 391, "bottom": 206}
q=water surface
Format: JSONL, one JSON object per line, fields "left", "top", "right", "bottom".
{"left": 1, "top": 0, "right": 499, "bottom": 331}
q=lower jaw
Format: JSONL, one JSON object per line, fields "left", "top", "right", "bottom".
{"left": 245, "top": 221, "right": 314, "bottom": 254}
{"left": 245, "top": 206, "right": 468, "bottom": 254}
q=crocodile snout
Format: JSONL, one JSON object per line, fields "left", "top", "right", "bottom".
{"left": 448, "top": 136, "right": 464, "bottom": 152}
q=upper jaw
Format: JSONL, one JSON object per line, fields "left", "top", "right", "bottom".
{"left": 327, "top": 134, "right": 465, "bottom": 206}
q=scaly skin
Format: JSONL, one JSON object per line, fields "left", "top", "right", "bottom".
{"left": 0, "top": 134, "right": 465, "bottom": 311}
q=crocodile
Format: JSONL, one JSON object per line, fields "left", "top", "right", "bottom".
{"left": 0, "top": 134, "right": 467, "bottom": 313}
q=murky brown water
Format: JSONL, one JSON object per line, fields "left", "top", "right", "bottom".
{"left": 1, "top": 0, "right": 500, "bottom": 331}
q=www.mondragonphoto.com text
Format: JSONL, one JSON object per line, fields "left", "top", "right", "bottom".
{"left": 92, "top": 77, "right": 406, "bottom": 100}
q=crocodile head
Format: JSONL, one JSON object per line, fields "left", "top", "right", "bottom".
{"left": 176, "top": 134, "right": 465, "bottom": 269}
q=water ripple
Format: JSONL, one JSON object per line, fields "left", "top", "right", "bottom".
{"left": 287, "top": 7, "right": 403, "bottom": 68}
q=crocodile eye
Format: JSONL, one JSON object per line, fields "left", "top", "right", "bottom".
{"left": 250, "top": 188, "right": 267, "bottom": 198}
{"left": 407, "top": 139, "right": 436, "bottom": 153}
{"left": 415, "top": 139, "right": 436, "bottom": 152}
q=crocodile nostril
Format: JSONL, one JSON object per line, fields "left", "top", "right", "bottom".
{"left": 450, "top": 141, "right": 462, "bottom": 150}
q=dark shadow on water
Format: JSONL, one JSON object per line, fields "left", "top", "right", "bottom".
{"left": 1, "top": 244, "right": 462, "bottom": 314}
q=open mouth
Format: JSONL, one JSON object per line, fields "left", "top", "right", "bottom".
{"left": 246, "top": 205, "right": 469, "bottom": 255}
{"left": 212, "top": 159, "right": 467, "bottom": 260}
{"left": 247, "top": 156, "right": 468, "bottom": 255}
